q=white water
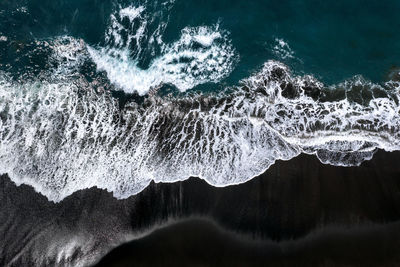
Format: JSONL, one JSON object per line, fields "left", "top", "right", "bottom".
{"left": 0, "top": 5, "right": 400, "bottom": 202}
{"left": 87, "top": 6, "right": 237, "bottom": 95}
{"left": 272, "top": 38, "right": 295, "bottom": 59}
{"left": 1, "top": 38, "right": 400, "bottom": 201}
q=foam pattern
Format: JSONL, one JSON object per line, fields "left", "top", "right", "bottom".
{"left": 1, "top": 3, "right": 400, "bottom": 201}
{"left": 87, "top": 5, "right": 237, "bottom": 95}
{"left": 1, "top": 42, "right": 400, "bottom": 201}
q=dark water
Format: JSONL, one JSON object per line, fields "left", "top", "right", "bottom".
{"left": 2, "top": 0, "right": 400, "bottom": 83}
{"left": 0, "top": 0, "right": 400, "bottom": 201}
{"left": 1, "top": 1, "right": 400, "bottom": 266}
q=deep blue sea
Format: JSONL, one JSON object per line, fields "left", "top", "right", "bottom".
{"left": 2, "top": 0, "right": 400, "bottom": 85}
{"left": 0, "top": 0, "right": 400, "bottom": 201}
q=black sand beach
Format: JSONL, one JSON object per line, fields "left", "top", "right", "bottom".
{"left": 95, "top": 218, "right": 400, "bottom": 267}
{"left": 1, "top": 150, "right": 400, "bottom": 266}
{"left": 2, "top": 1, "right": 400, "bottom": 266}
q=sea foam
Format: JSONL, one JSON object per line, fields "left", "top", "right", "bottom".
{"left": 1, "top": 36, "right": 400, "bottom": 202}
{"left": 1, "top": 5, "right": 400, "bottom": 202}
{"left": 87, "top": 6, "right": 237, "bottom": 95}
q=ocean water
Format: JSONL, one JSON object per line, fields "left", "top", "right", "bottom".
{"left": 0, "top": 0, "right": 400, "bottom": 201}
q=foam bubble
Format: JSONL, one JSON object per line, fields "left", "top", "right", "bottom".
{"left": 1, "top": 4, "right": 400, "bottom": 202}
{"left": 88, "top": 5, "right": 237, "bottom": 95}
{"left": 119, "top": 6, "right": 145, "bottom": 21}
{"left": 1, "top": 54, "right": 400, "bottom": 202}
{"left": 272, "top": 38, "right": 295, "bottom": 60}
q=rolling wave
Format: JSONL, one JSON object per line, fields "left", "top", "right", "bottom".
{"left": 0, "top": 4, "right": 399, "bottom": 202}
{"left": 0, "top": 33, "right": 399, "bottom": 201}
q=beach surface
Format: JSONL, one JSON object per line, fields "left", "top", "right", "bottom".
{"left": 1, "top": 150, "right": 400, "bottom": 266}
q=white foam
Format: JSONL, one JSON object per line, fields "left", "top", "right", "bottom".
{"left": 119, "top": 6, "right": 145, "bottom": 21}
{"left": 14, "top": 6, "right": 29, "bottom": 13}
{"left": 48, "top": 36, "right": 87, "bottom": 76}
{"left": 272, "top": 38, "right": 295, "bottom": 59}
{"left": 191, "top": 27, "right": 222, "bottom": 47}
{"left": 1, "top": 5, "right": 400, "bottom": 202}
{"left": 1, "top": 57, "right": 400, "bottom": 202}
{"left": 106, "top": 6, "right": 147, "bottom": 50}
{"left": 88, "top": 6, "right": 237, "bottom": 95}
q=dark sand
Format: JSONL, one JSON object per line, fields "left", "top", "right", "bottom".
{"left": 1, "top": 150, "right": 400, "bottom": 266}
{"left": 96, "top": 218, "right": 400, "bottom": 267}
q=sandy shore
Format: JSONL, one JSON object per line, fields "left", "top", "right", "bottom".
{"left": 1, "top": 150, "right": 400, "bottom": 266}
{"left": 96, "top": 218, "right": 400, "bottom": 267}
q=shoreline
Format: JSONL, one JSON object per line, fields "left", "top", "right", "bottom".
{"left": 1, "top": 150, "right": 400, "bottom": 265}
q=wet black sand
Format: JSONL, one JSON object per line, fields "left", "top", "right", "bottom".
{"left": 96, "top": 218, "right": 400, "bottom": 267}
{"left": 1, "top": 150, "right": 400, "bottom": 266}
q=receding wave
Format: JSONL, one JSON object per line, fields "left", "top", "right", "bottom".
{"left": 0, "top": 30, "right": 399, "bottom": 201}
{"left": 0, "top": 3, "right": 400, "bottom": 202}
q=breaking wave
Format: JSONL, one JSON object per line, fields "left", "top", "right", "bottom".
{"left": 1, "top": 3, "right": 400, "bottom": 202}
{"left": 1, "top": 32, "right": 400, "bottom": 201}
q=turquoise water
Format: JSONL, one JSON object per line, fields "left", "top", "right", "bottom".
{"left": 1, "top": 0, "right": 400, "bottom": 85}
{"left": 167, "top": 0, "right": 400, "bottom": 84}
{"left": 1, "top": 2, "right": 400, "bottom": 265}
{"left": 1, "top": 1, "right": 400, "bottom": 201}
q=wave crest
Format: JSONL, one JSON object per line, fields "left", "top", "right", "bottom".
{"left": 1, "top": 46, "right": 400, "bottom": 201}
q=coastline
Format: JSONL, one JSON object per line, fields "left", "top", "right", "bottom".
{"left": 95, "top": 218, "right": 400, "bottom": 267}
{"left": 1, "top": 150, "right": 400, "bottom": 266}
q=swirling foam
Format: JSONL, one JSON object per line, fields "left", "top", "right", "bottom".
{"left": 1, "top": 2, "right": 400, "bottom": 201}
{"left": 87, "top": 6, "right": 237, "bottom": 95}
{"left": 1, "top": 34, "right": 400, "bottom": 202}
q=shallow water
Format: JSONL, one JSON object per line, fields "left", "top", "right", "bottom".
{"left": 1, "top": 2, "right": 400, "bottom": 266}
{"left": 0, "top": 0, "right": 400, "bottom": 201}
